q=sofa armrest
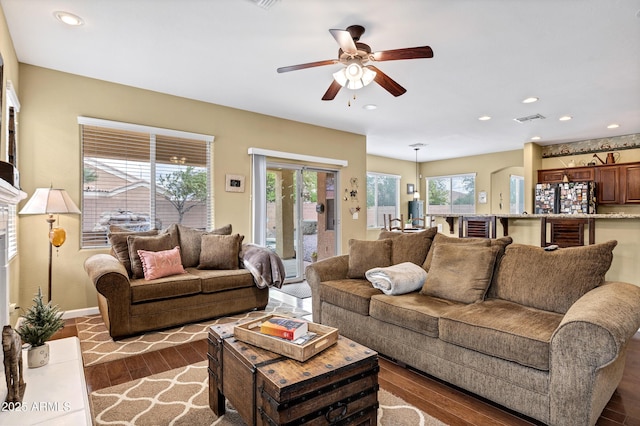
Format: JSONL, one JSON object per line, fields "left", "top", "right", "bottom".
{"left": 84, "top": 254, "right": 132, "bottom": 337}
{"left": 305, "top": 255, "right": 349, "bottom": 323}
{"left": 549, "top": 281, "right": 640, "bottom": 425}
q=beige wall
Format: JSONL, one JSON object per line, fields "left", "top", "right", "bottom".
{"left": 16, "top": 64, "right": 366, "bottom": 312}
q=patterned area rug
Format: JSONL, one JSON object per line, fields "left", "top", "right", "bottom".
{"left": 90, "top": 361, "right": 446, "bottom": 425}
{"left": 77, "top": 299, "right": 310, "bottom": 367}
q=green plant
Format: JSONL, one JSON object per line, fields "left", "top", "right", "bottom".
{"left": 16, "top": 288, "right": 65, "bottom": 347}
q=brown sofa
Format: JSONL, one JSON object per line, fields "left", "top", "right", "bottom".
{"left": 84, "top": 224, "right": 271, "bottom": 339}
{"left": 306, "top": 230, "right": 640, "bottom": 426}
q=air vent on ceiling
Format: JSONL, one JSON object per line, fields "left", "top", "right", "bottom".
{"left": 514, "top": 113, "right": 546, "bottom": 123}
{"left": 250, "top": 0, "right": 280, "bottom": 9}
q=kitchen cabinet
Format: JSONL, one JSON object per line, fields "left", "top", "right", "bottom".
{"left": 538, "top": 161, "right": 640, "bottom": 205}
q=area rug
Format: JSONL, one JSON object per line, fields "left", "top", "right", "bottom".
{"left": 77, "top": 299, "right": 310, "bottom": 367}
{"left": 90, "top": 361, "right": 446, "bottom": 426}
{"left": 272, "top": 281, "right": 312, "bottom": 299}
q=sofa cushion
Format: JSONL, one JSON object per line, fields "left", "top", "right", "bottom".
{"left": 130, "top": 273, "right": 202, "bottom": 303}
{"left": 177, "top": 224, "right": 233, "bottom": 268}
{"left": 108, "top": 229, "right": 158, "bottom": 276}
{"left": 439, "top": 298, "right": 564, "bottom": 371}
{"left": 420, "top": 244, "right": 501, "bottom": 303}
{"left": 347, "top": 239, "right": 392, "bottom": 279}
{"left": 186, "top": 268, "right": 254, "bottom": 293}
{"left": 378, "top": 227, "right": 437, "bottom": 266}
{"left": 488, "top": 240, "right": 617, "bottom": 314}
{"left": 127, "top": 233, "right": 177, "bottom": 279}
{"left": 370, "top": 293, "right": 465, "bottom": 338}
{"left": 319, "top": 279, "right": 382, "bottom": 316}
{"left": 137, "top": 246, "right": 186, "bottom": 280}
{"left": 198, "top": 234, "right": 244, "bottom": 270}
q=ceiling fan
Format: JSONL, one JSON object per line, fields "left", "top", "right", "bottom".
{"left": 277, "top": 25, "right": 433, "bottom": 101}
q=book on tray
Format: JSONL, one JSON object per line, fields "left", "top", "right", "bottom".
{"left": 260, "top": 317, "right": 308, "bottom": 341}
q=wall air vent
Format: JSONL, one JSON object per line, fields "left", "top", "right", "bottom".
{"left": 514, "top": 113, "right": 546, "bottom": 123}
{"left": 249, "top": 0, "right": 280, "bottom": 9}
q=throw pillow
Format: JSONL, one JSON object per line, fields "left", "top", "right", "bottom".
{"left": 423, "top": 233, "right": 490, "bottom": 272}
{"left": 489, "top": 240, "right": 618, "bottom": 314}
{"left": 177, "top": 224, "right": 233, "bottom": 268}
{"left": 378, "top": 227, "right": 437, "bottom": 266}
{"left": 421, "top": 244, "right": 501, "bottom": 303}
{"left": 137, "top": 246, "right": 186, "bottom": 280}
{"left": 347, "top": 239, "right": 393, "bottom": 279}
{"left": 198, "top": 233, "right": 244, "bottom": 270}
{"left": 127, "top": 233, "right": 175, "bottom": 279}
{"left": 107, "top": 229, "right": 158, "bottom": 277}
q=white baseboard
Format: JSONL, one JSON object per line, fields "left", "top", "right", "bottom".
{"left": 62, "top": 306, "right": 100, "bottom": 319}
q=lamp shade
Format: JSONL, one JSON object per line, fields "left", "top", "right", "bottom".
{"left": 19, "top": 188, "right": 81, "bottom": 215}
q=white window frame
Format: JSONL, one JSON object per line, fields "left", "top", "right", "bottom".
{"left": 6, "top": 81, "right": 20, "bottom": 260}
{"left": 366, "top": 172, "right": 401, "bottom": 228}
{"left": 425, "top": 173, "right": 477, "bottom": 214}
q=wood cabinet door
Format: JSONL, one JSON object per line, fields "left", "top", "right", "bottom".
{"left": 538, "top": 169, "right": 565, "bottom": 183}
{"left": 622, "top": 165, "right": 640, "bottom": 203}
{"left": 596, "top": 166, "right": 621, "bottom": 204}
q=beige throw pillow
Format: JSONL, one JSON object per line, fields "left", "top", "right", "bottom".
{"left": 489, "top": 240, "right": 617, "bottom": 314}
{"left": 347, "top": 239, "right": 393, "bottom": 279}
{"left": 177, "top": 224, "right": 233, "bottom": 268}
{"left": 378, "top": 227, "right": 437, "bottom": 266}
{"left": 198, "top": 234, "right": 244, "bottom": 270}
{"left": 127, "top": 233, "right": 176, "bottom": 279}
{"left": 108, "top": 229, "right": 159, "bottom": 277}
{"left": 421, "top": 244, "right": 501, "bottom": 303}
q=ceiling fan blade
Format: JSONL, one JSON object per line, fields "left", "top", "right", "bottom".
{"left": 329, "top": 29, "right": 357, "bottom": 55}
{"left": 277, "top": 59, "right": 339, "bottom": 73}
{"left": 322, "top": 80, "right": 343, "bottom": 101}
{"left": 367, "top": 65, "right": 407, "bottom": 97}
{"left": 372, "top": 46, "right": 434, "bottom": 62}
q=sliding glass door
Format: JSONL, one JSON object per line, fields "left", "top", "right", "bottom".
{"left": 265, "top": 164, "right": 337, "bottom": 283}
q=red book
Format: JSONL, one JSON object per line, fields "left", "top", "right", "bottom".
{"left": 260, "top": 317, "right": 308, "bottom": 341}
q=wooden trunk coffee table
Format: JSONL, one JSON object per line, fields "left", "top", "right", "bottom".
{"left": 208, "top": 318, "right": 379, "bottom": 426}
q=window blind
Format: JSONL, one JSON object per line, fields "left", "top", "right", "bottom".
{"left": 80, "top": 120, "right": 212, "bottom": 248}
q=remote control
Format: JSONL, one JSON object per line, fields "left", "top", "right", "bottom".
{"left": 544, "top": 244, "right": 559, "bottom": 251}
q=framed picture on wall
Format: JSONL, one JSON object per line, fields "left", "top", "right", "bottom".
{"left": 225, "top": 174, "right": 245, "bottom": 193}
{"left": 407, "top": 183, "right": 415, "bottom": 194}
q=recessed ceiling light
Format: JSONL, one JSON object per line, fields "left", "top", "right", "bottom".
{"left": 522, "top": 97, "right": 539, "bottom": 104}
{"left": 478, "top": 115, "right": 491, "bottom": 121}
{"left": 530, "top": 136, "right": 542, "bottom": 141}
{"left": 559, "top": 115, "right": 572, "bottom": 121}
{"left": 362, "top": 104, "right": 377, "bottom": 110}
{"left": 54, "top": 11, "right": 84, "bottom": 26}
{"left": 607, "top": 123, "right": 620, "bottom": 129}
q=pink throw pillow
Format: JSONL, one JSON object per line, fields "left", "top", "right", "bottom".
{"left": 137, "top": 246, "right": 186, "bottom": 280}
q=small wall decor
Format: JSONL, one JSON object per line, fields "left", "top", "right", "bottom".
{"left": 225, "top": 174, "right": 245, "bottom": 193}
{"left": 407, "top": 183, "right": 415, "bottom": 194}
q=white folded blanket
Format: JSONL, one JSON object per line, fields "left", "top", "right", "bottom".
{"left": 365, "top": 262, "right": 427, "bottom": 295}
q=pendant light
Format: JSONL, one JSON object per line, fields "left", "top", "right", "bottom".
{"left": 414, "top": 147, "right": 420, "bottom": 199}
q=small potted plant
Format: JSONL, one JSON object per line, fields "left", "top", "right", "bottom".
{"left": 16, "top": 288, "right": 65, "bottom": 368}
{"left": 311, "top": 251, "right": 318, "bottom": 263}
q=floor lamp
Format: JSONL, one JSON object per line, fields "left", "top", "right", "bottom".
{"left": 19, "top": 187, "right": 81, "bottom": 302}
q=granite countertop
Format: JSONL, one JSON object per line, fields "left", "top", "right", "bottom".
{"left": 428, "top": 213, "right": 640, "bottom": 219}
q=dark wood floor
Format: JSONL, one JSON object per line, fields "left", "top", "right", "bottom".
{"left": 55, "top": 304, "right": 640, "bottom": 425}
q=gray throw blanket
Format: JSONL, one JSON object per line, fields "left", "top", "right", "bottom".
{"left": 240, "top": 244, "right": 285, "bottom": 289}
{"left": 365, "top": 262, "right": 427, "bottom": 295}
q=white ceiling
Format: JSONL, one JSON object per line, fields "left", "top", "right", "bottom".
{"left": 2, "top": 0, "right": 639, "bottom": 162}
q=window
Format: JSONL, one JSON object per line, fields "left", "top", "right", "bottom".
{"left": 6, "top": 80, "right": 20, "bottom": 259}
{"left": 79, "top": 117, "right": 213, "bottom": 248}
{"left": 426, "top": 173, "right": 476, "bottom": 214}
{"left": 366, "top": 172, "right": 400, "bottom": 228}
{"left": 510, "top": 175, "right": 525, "bottom": 214}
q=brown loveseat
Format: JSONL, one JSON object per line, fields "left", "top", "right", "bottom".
{"left": 84, "top": 224, "right": 274, "bottom": 339}
{"left": 306, "top": 229, "right": 640, "bottom": 426}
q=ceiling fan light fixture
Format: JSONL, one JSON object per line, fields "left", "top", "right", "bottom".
{"left": 333, "top": 61, "right": 376, "bottom": 90}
